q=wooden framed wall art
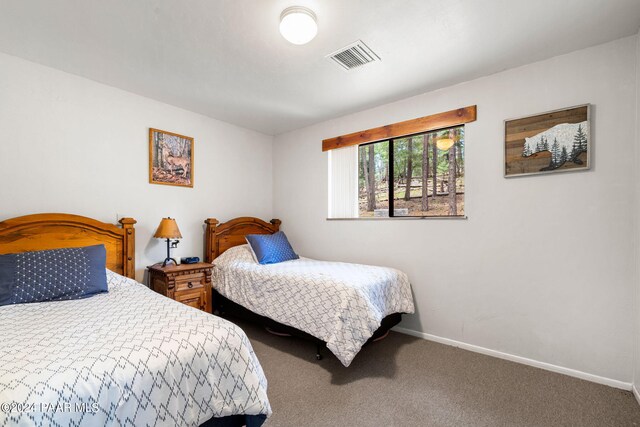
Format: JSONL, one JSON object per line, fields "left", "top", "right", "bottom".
{"left": 504, "top": 104, "right": 590, "bottom": 177}
{"left": 149, "top": 128, "right": 194, "bottom": 187}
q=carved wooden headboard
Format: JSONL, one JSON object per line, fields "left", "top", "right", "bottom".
{"left": 0, "top": 213, "right": 136, "bottom": 278}
{"left": 204, "top": 217, "right": 281, "bottom": 263}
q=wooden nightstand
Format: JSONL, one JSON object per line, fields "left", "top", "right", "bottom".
{"left": 147, "top": 262, "right": 213, "bottom": 313}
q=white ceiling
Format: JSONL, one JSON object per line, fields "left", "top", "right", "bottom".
{"left": 0, "top": 0, "right": 638, "bottom": 135}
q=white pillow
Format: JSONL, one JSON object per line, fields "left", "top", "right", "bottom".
{"left": 213, "top": 244, "right": 257, "bottom": 269}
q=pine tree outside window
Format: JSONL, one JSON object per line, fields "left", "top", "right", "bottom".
{"left": 355, "top": 126, "right": 465, "bottom": 218}
{"left": 325, "top": 106, "right": 476, "bottom": 219}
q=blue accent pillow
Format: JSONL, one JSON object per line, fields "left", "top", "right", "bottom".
{"left": 245, "top": 232, "right": 299, "bottom": 265}
{"left": 0, "top": 244, "right": 108, "bottom": 306}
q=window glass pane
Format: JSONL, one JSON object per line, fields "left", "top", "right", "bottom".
{"left": 358, "top": 141, "right": 389, "bottom": 217}
{"left": 392, "top": 126, "right": 464, "bottom": 217}
{"left": 353, "top": 125, "right": 465, "bottom": 219}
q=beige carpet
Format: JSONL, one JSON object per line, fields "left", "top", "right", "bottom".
{"left": 231, "top": 318, "right": 640, "bottom": 427}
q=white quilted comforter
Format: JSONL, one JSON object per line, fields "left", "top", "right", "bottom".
{"left": 213, "top": 245, "right": 415, "bottom": 366}
{"left": 0, "top": 270, "right": 271, "bottom": 427}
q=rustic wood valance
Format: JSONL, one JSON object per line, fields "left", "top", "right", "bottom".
{"left": 322, "top": 105, "right": 477, "bottom": 151}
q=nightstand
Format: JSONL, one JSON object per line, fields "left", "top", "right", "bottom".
{"left": 147, "top": 262, "right": 213, "bottom": 313}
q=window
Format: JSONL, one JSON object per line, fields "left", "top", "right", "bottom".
{"left": 356, "top": 126, "right": 464, "bottom": 217}
{"left": 326, "top": 106, "right": 475, "bottom": 219}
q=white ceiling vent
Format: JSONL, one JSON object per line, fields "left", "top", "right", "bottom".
{"left": 326, "top": 40, "right": 380, "bottom": 70}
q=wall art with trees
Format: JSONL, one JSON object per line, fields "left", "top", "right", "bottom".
{"left": 149, "top": 128, "right": 194, "bottom": 187}
{"left": 504, "top": 105, "right": 590, "bottom": 177}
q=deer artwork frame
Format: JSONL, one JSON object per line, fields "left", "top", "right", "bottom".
{"left": 149, "top": 128, "right": 194, "bottom": 188}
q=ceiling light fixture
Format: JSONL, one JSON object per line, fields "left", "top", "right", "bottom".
{"left": 436, "top": 138, "right": 454, "bottom": 151}
{"left": 279, "top": 6, "right": 317, "bottom": 45}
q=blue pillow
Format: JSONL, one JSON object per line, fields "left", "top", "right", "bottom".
{"left": 245, "top": 231, "right": 299, "bottom": 265}
{"left": 0, "top": 244, "right": 108, "bottom": 306}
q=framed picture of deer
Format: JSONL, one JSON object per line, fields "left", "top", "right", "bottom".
{"left": 149, "top": 128, "right": 194, "bottom": 187}
{"left": 504, "top": 104, "right": 590, "bottom": 177}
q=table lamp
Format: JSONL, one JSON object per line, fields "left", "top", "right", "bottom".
{"left": 154, "top": 217, "right": 182, "bottom": 267}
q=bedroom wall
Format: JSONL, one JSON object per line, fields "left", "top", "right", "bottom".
{"left": 273, "top": 36, "right": 637, "bottom": 385}
{"left": 0, "top": 52, "right": 273, "bottom": 281}
{"left": 634, "top": 30, "right": 640, "bottom": 401}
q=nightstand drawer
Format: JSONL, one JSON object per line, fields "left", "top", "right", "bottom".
{"left": 175, "top": 273, "right": 205, "bottom": 291}
{"left": 175, "top": 289, "right": 205, "bottom": 310}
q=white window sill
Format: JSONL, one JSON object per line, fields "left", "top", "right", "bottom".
{"left": 326, "top": 216, "right": 468, "bottom": 221}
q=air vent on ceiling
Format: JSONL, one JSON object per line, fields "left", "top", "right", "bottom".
{"left": 326, "top": 40, "right": 380, "bottom": 70}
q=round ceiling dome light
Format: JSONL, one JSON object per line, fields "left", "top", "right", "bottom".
{"left": 436, "top": 138, "right": 454, "bottom": 151}
{"left": 279, "top": 6, "right": 317, "bottom": 45}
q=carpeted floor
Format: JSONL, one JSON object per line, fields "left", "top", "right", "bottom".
{"left": 230, "top": 317, "right": 640, "bottom": 427}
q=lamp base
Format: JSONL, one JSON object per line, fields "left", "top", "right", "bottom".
{"left": 161, "top": 237, "right": 178, "bottom": 267}
{"left": 161, "top": 257, "right": 178, "bottom": 267}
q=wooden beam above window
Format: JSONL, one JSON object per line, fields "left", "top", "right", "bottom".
{"left": 322, "top": 105, "right": 477, "bottom": 151}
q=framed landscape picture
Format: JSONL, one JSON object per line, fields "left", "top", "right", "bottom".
{"left": 149, "top": 128, "right": 194, "bottom": 187}
{"left": 504, "top": 104, "right": 590, "bottom": 177}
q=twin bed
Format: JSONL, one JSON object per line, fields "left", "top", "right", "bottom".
{"left": 204, "top": 217, "right": 415, "bottom": 366}
{"left": 0, "top": 213, "right": 414, "bottom": 426}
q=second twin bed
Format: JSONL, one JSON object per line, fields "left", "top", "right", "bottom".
{"left": 204, "top": 217, "right": 415, "bottom": 367}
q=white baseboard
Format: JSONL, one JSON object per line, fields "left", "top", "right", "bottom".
{"left": 633, "top": 384, "right": 640, "bottom": 406}
{"left": 392, "top": 326, "right": 632, "bottom": 391}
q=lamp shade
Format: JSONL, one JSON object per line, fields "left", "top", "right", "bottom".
{"left": 153, "top": 218, "right": 182, "bottom": 239}
{"left": 279, "top": 6, "right": 317, "bottom": 45}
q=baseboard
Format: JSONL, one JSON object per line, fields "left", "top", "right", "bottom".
{"left": 393, "top": 326, "right": 632, "bottom": 391}
{"left": 633, "top": 384, "right": 640, "bottom": 406}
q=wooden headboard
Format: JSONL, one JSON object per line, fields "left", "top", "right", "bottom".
{"left": 204, "top": 217, "right": 281, "bottom": 262}
{"left": 0, "top": 213, "right": 136, "bottom": 278}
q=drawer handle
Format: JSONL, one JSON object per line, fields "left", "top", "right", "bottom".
{"left": 188, "top": 282, "right": 194, "bottom": 289}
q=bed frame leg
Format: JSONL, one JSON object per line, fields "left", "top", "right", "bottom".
{"left": 315, "top": 343, "right": 323, "bottom": 361}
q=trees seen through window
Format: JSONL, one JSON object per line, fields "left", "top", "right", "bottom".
{"left": 358, "top": 126, "right": 465, "bottom": 217}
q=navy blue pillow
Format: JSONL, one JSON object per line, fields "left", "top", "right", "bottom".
{"left": 245, "top": 231, "right": 299, "bottom": 265}
{"left": 0, "top": 244, "right": 108, "bottom": 306}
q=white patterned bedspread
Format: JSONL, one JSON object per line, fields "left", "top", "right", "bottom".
{"left": 214, "top": 245, "right": 415, "bottom": 367}
{"left": 0, "top": 270, "right": 271, "bottom": 427}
